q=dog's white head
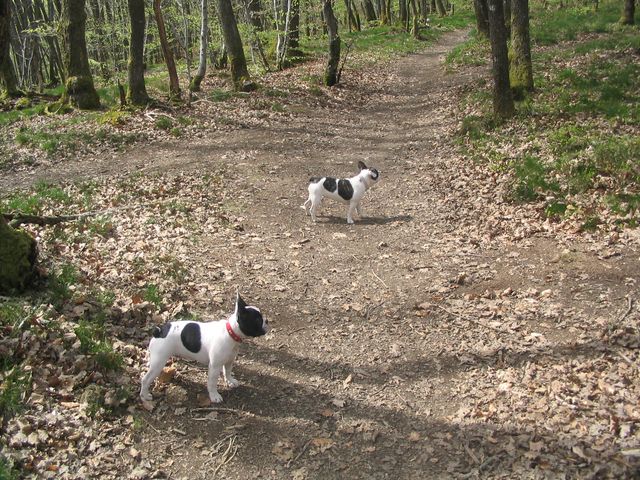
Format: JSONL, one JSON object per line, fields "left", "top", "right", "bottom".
{"left": 357, "top": 161, "right": 380, "bottom": 187}
{"left": 234, "top": 292, "right": 270, "bottom": 337}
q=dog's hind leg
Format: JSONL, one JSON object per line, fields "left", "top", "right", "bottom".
{"left": 346, "top": 203, "right": 357, "bottom": 224}
{"left": 140, "top": 352, "right": 170, "bottom": 401}
{"left": 310, "top": 198, "right": 321, "bottom": 222}
{"left": 355, "top": 202, "right": 362, "bottom": 218}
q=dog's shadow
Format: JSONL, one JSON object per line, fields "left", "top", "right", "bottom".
{"left": 320, "top": 214, "right": 412, "bottom": 225}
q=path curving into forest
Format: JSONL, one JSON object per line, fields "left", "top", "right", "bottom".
{"left": 4, "top": 30, "right": 639, "bottom": 479}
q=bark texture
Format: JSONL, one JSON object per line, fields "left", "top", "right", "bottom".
{"left": 474, "top": 0, "right": 490, "bottom": 37}
{"left": 509, "top": 0, "right": 533, "bottom": 97}
{"left": 61, "top": 0, "right": 100, "bottom": 109}
{"left": 323, "top": 0, "right": 340, "bottom": 86}
{"left": 0, "top": 0, "right": 19, "bottom": 96}
{"left": 487, "top": 0, "right": 514, "bottom": 119}
{"left": 362, "top": 0, "right": 377, "bottom": 21}
{"left": 127, "top": 0, "right": 150, "bottom": 104}
{"left": 153, "top": 0, "right": 181, "bottom": 98}
{"left": 218, "top": 0, "right": 252, "bottom": 90}
{"left": 191, "top": 0, "right": 208, "bottom": 91}
{"left": 621, "top": 0, "right": 635, "bottom": 24}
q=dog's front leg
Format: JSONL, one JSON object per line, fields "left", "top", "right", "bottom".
{"left": 346, "top": 203, "right": 357, "bottom": 224}
{"left": 223, "top": 361, "right": 239, "bottom": 388}
{"left": 207, "top": 362, "right": 224, "bottom": 403}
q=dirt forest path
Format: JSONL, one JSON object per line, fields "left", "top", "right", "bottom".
{"left": 4, "top": 30, "right": 639, "bottom": 479}
{"left": 126, "top": 30, "right": 638, "bottom": 479}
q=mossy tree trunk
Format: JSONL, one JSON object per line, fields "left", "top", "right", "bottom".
{"left": 153, "top": 0, "right": 181, "bottom": 98}
{"left": 621, "top": 0, "right": 635, "bottom": 24}
{"left": 127, "top": 0, "right": 150, "bottom": 104}
{"left": 218, "top": 0, "right": 253, "bottom": 91}
{"left": 61, "top": 0, "right": 100, "bottom": 109}
{"left": 323, "top": 0, "right": 340, "bottom": 87}
{"left": 0, "top": 215, "right": 37, "bottom": 294}
{"left": 0, "top": 0, "right": 20, "bottom": 97}
{"left": 487, "top": 0, "right": 514, "bottom": 120}
{"left": 509, "top": 0, "right": 533, "bottom": 98}
{"left": 503, "top": 0, "right": 511, "bottom": 35}
{"left": 474, "top": 0, "right": 490, "bottom": 37}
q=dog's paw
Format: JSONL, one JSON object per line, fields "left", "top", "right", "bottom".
{"left": 225, "top": 377, "right": 240, "bottom": 389}
{"left": 209, "top": 391, "right": 223, "bottom": 403}
{"left": 140, "top": 391, "right": 153, "bottom": 402}
{"left": 347, "top": 218, "right": 354, "bottom": 224}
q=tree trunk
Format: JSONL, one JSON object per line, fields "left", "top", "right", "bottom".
{"left": 288, "top": 0, "right": 301, "bottom": 49}
{"left": 474, "top": 0, "right": 490, "bottom": 37}
{"left": 191, "top": 0, "right": 208, "bottom": 91}
{"left": 218, "top": 0, "right": 253, "bottom": 90}
{"left": 362, "top": 0, "right": 377, "bottom": 21}
{"left": 153, "top": 0, "right": 180, "bottom": 98}
{"left": 503, "top": 0, "right": 511, "bottom": 35}
{"left": 323, "top": 0, "right": 340, "bottom": 86}
{"left": 399, "top": 0, "right": 408, "bottom": 29}
{"left": 620, "top": 0, "right": 635, "bottom": 24}
{"left": 61, "top": 0, "right": 100, "bottom": 109}
{"left": 435, "top": 0, "right": 447, "bottom": 16}
{"left": 0, "top": 215, "right": 37, "bottom": 294}
{"left": 509, "top": 0, "right": 533, "bottom": 97}
{"left": 0, "top": 0, "right": 19, "bottom": 96}
{"left": 127, "top": 0, "right": 150, "bottom": 104}
{"left": 487, "top": 0, "right": 514, "bottom": 119}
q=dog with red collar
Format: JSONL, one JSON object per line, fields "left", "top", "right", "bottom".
{"left": 139, "top": 293, "right": 269, "bottom": 403}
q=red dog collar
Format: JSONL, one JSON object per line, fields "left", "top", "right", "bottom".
{"left": 226, "top": 321, "right": 243, "bottom": 343}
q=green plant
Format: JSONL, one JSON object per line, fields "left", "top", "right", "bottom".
{"left": 512, "top": 156, "right": 556, "bottom": 201}
{"left": 155, "top": 116, "right": 173, "bottom": 130}
{"left": 0, "top": 367, "right": 31, "bottom": 420}
{"left": 142, "top": 284, "right": 163, "bottom": 308}
{"left": 49, "top": 264, "right": 79, "bottom": 308}
{"left": 0, "top": 456, "right": 20, "bottom": 480}
{"left": 74, "top": 318, "right": 123, "bottom": 371}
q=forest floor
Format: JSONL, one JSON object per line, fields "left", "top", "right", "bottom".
{"left": 2, "top": 30, "right": 640, "bottom": 479}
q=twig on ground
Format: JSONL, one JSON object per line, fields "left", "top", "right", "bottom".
{"left": 190, "top": 406, "right": 243, "bottom": 415}
{"left": 428, "top": 302, "right": 502, "bottom": 333}
{"left": 370, "top": 270, "right": 389, "bottom": 289}
{"left": 213, "top": 435, "right": 238, "bottom": 476}
{"left": 287, "top": 439, "right": 313, "bottom": 467}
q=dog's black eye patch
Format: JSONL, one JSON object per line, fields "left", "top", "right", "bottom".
{"left": 338, "top": 179, "right": 354, "bottom": 200}
{"left": 323, "top": 177, "right": 337, "bottom": 192}
{"left": 153, "top": 322, "right": 172, "bottom": 338}
{"left": 237, "top": 307, "right": 267, "bottom": 337}
{"left": 181, "top": 323, "right": 202, "bottom": 353}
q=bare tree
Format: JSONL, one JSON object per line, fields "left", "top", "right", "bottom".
{"left": 323, "top": 0, "right": 340, "bottom": 86}
{"left": 218, "top": 0, "right": 253, "bottom": 90}
{"left": 487, "top": 0, "right": 514, "bottom": 119}
{"left": 473, "top": 0, "right": 490, "bottom": 37}
{"left": 191, "top": 0, "right": 208, "bottom": 91}
{"left": 509, "top": 0, "right": 533, "bottom": 97}
{"left": 127, "top": 0, "right": 150, "bottom": 104}
{"left": 620, "top": 0, "right": 635, "bottom": 24}
{"left": 61, "top": 0, "right": 100, "bottom": 109}
{"left": 153, "top": 0, "right": 181, "bottom": 98}
{"left": 0, "top": 0, "right": 19, "bottom": 96}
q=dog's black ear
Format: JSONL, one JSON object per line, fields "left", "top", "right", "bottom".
{"left": 358, "top": 161, "right": 367, "bottom": 171}
{"left": 235, "top": 292, "right": 248, "bottom": 313}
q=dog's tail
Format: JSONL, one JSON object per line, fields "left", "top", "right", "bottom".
{"left": 152, "top": 323, "right": 172, "bottom": 338}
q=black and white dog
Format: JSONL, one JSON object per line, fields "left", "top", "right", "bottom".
{"left": 140, "top": 293, "right": 269, "bottom": 403}
{"left": 303, "top": 161, "right": 380, "bottom": 224}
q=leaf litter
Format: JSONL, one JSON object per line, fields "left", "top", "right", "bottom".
{"left": 1, "top": 30, "right": 639, "bottom": 479}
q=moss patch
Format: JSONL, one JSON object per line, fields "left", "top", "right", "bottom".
{"left": 0, "top": 221, "right": 37, "bottom": 294}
